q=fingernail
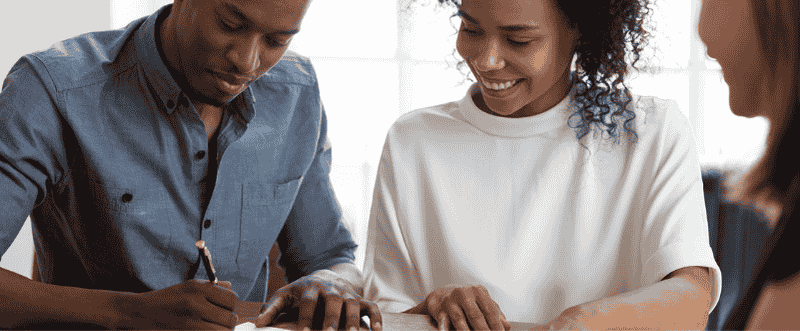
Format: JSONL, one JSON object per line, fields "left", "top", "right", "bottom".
{"left": 350, "top": 327, "right": 357, "bottom": 331}
{"left": 327, "top": 327, "right": 335, "bottom": 331}
{"left": 303, "top": 328, "right": 311, "bottom": 331}
{"left": 375, "top": 322, "right": 382, "bottom": 329}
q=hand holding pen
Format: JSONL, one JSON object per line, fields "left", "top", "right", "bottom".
{"left": 114, "top": 240, "right": 239, "bottom": 329}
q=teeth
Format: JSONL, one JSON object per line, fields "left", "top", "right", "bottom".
{"left": 483, "top": 79, "right": 518, "bottom": 91}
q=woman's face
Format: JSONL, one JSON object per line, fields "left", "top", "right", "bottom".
{"left": 456, "top": 0, "right": 579, "bottom": 118}
{"left": 698, "top": 0, "right": 772, "bottom": 118}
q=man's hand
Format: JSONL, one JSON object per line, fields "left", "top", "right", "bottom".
{"left": 124, "top": 280, "right": 239, "bottom": 330}
{"left": 255, "top": 269, "right": 382, "bottom": 331}
{"left": 406, "top": 285, "right": 511, "bottom": 331}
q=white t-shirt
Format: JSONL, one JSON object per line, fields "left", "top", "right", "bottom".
{"left": 363, "top": 83, "right": 722, "bottom": 324}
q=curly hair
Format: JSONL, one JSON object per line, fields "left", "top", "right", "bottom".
{"left": 433, "top": 0, "right": 651, "bottom": 145}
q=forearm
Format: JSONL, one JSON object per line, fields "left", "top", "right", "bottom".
{"left": 325, "top": 262, "right": 365, "bottom": 297}
{"left": 0, "top": 267, "right": 131, "bottom": 328}
{"left": 555, "top": 267, "right": 713, "bottom": 330}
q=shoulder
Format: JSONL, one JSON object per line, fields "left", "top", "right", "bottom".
{"left": 254, "top": 50, "right": 318, "bottom": 87}
{"left": 387, "top": 101, "right": 465, "bottom": 141}
{"left": 630, "top": 94, "right": 686, "bottom": 129}
{"left": 24, "top": 20, "right": 144, "bottom": 91}
{"left": 627, "top": 94, "right": 692, "bottom": 142}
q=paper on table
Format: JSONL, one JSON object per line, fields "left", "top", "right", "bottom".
{"left": 234, "top": 322, "right": 292, "bottom": 331}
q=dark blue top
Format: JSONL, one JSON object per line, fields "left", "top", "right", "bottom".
{"left": 0, "top": 5, "right": 356, "bottom": 302}
{"left": 702, "top": 169, "right": 770, "bottom": 330}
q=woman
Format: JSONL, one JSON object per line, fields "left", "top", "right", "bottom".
{"left": 363, "top": 0, "right": 722, "bottom": 329}
{"left": 698, "top": 0, "right": 800, "bottom": 329}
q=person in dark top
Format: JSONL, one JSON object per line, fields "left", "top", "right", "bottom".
{"left": 0, "top": 0, "right": 382, "bottom": 329}
{"left": 699, "top": 0, "right": 800, "bottom": 328}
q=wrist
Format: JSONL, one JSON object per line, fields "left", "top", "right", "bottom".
{"left": 323, "top": 263, "right": 364, "bottom": 295}
{"left": 101, "top": 291, "right": 138, "bottom": 329}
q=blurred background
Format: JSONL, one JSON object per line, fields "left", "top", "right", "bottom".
{"left": 0, "top": 0, "right": 768, "bottom": 277}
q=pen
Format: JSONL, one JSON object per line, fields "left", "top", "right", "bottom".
{"left": 195, "top": 240, "right": 218, "bottom": 285}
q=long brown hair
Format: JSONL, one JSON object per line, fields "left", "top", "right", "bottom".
{"left": 722, "top": 1, "right": 800, "bottom": 328}
{"left": 729, "top": 0, "right": 800, "bottom": 211}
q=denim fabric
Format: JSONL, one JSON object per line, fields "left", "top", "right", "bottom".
{"left": 0, "top": 5, "right": 355, "bottom": 302}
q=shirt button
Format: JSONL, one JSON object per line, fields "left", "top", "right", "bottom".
{"left": 121, "top": 193, "right": 133, "bottom": 203}
{"left": 195, "top": 150, "right": 206, "bottom": 160}
{"left": 166, "top": 99, "right": 176, "bottom": 109}
{"left": 204, "top": 219, "right": 212, "bottom": 229}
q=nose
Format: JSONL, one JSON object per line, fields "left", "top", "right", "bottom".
{"left": 226, "top": 35, "right": 261, "bottom": 74}
{"left": 473, "top": 38, "right": 505, "bottom": 72}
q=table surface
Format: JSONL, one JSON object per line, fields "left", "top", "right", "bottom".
{"left": 236, "top": 301, "right": 543, "bottom": 331}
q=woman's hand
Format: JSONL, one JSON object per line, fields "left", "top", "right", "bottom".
{"left": 407, "top": 285, "right": 511, "bottom": 331}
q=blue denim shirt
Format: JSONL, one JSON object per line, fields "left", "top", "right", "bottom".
{"left": 0, "top": 5, "right": 355, "bottom": 302}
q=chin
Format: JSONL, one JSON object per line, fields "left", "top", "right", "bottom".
{"left": 728, "top": 86, "right": 765, "bottom": 118}
{"left": 485, "top": 100, "right": 523, "bottom": 117}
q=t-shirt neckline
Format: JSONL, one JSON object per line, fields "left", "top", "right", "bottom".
{"left": 458, "top": 83, "right": 574, "bottom": 138}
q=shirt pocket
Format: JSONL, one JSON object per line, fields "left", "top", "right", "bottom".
{"left": 236, "top": 177, "right": 303, "bottom": 270}
{"left": 108, "top": 186, "right": 173, "bottom": 264}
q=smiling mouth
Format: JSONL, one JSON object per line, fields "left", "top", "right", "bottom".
{"left": 481, "top": 78, "right": 523, "bottom": 92}
{"left": 482, "top": 79, "right": 522, "bottom": 91}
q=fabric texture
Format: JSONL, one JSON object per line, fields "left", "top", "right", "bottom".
{"left": 363, "top": 83, "right": 722, "bottom": 324}
{"left": 0, "top": 5, "right": 355, "bottom": 302}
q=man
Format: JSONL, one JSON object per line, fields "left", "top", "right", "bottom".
{"left": 0, "top": 0, "right": 381, "bottom": 329}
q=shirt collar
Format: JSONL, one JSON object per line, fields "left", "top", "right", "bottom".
{"left": 229, "top": 87, "right": 256, "bottom": 123}
{"left": 134, "top": 4, "right": 257, "bottom": 121}
{"left": 457, "top": 82, "right": 576, "bottom": 138}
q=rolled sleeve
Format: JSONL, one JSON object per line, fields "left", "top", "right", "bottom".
{"left": 277, "top": 102, "right": 356, "bottom": 283}
{"left": 639, "top": 101, "right": 722, "bottom": 314}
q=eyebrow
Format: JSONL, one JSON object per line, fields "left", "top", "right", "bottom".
{"left": 457, "top": 10, "right": 540, "bottom": 32}
{"left": 222, "top": 3, "right": 300, "bottom": 35}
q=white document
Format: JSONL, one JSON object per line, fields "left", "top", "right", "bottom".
{"left": 234, "top": 322, "right": 292, "bottom": 331}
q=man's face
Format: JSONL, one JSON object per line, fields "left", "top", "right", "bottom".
{"left": 167, "top": 0, "right": 310, "bottom": 106}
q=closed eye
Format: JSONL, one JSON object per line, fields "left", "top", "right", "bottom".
{"left": 508, "top": 39, "right": 532, "bottom": 46}
{"left": 219, "top": 17, "right": 241, "bottom": 32}
{"left": 265, "top": 36, "right": 292, "bottom": 48}
{"left": 461, "top": 27, "right": 481, "bottom": 37}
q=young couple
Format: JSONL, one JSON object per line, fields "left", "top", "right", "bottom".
{"left": 11, "top": 0, "right": 794, "bottom": 329}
